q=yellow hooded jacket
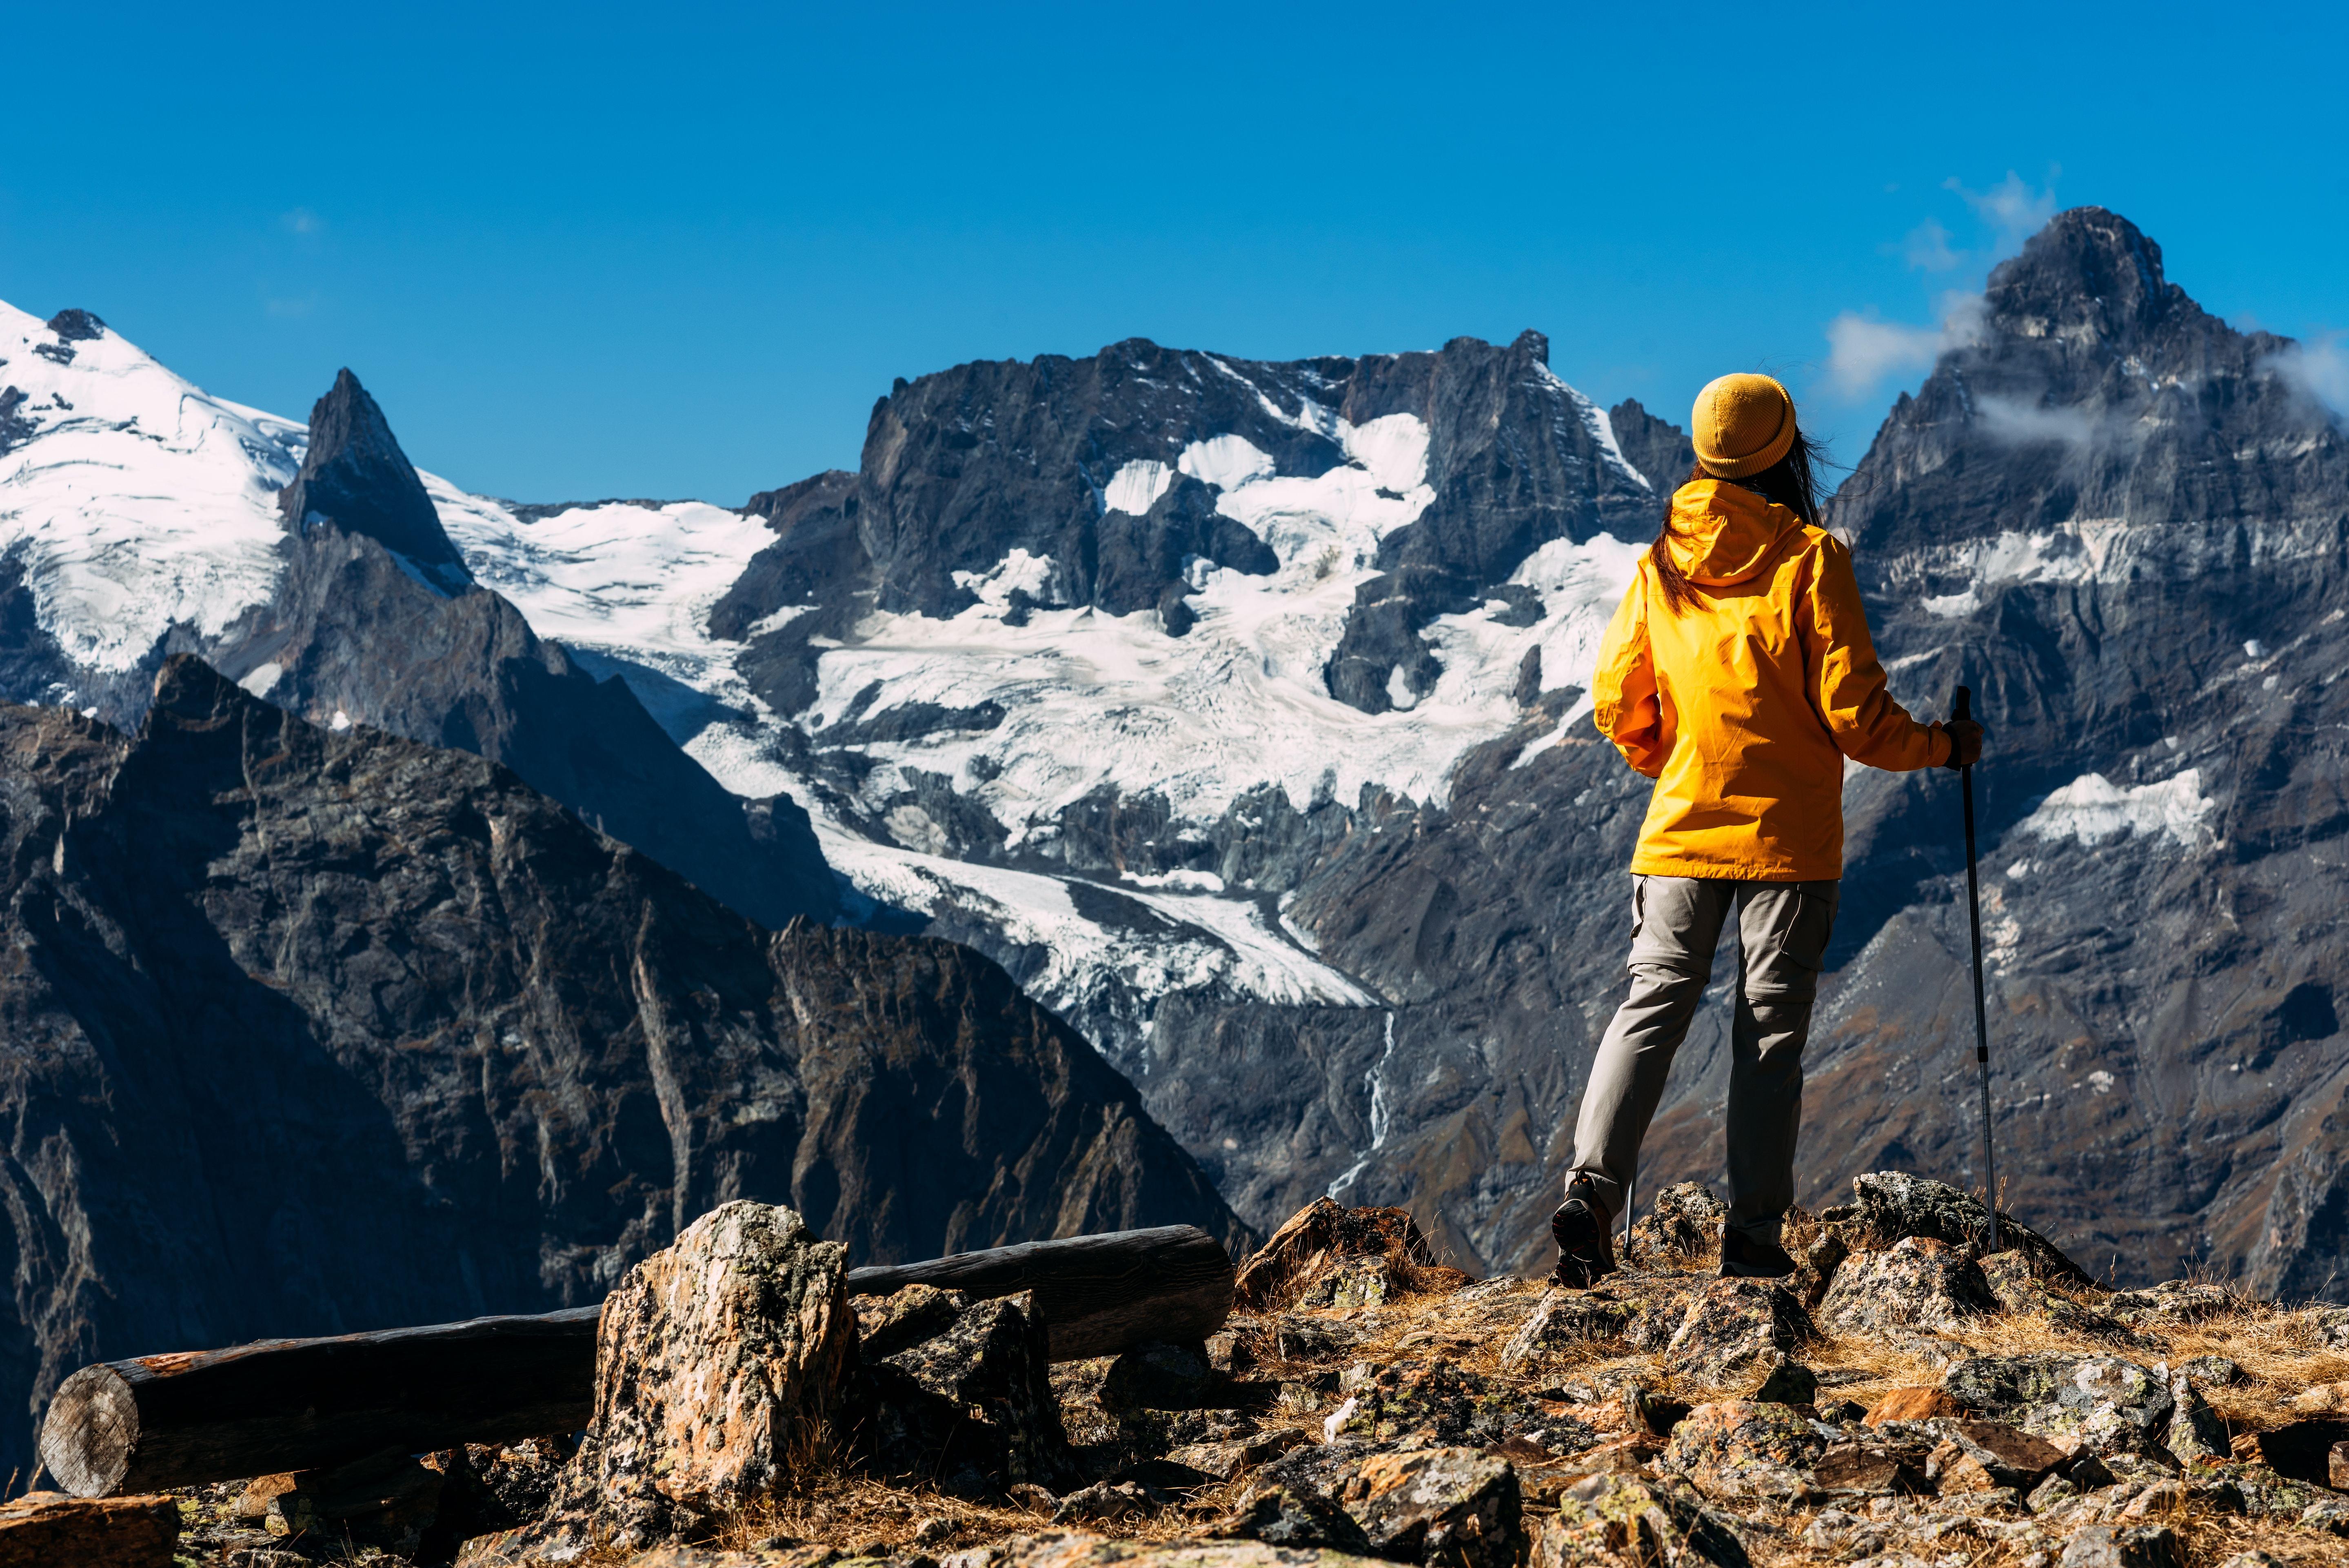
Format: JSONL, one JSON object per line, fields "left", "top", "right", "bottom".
{"left": 1592, "top": 479, "right": 1951, "bottom": 880}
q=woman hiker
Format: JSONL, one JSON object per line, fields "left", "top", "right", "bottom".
{"left": 1552, "top": 372, "right": 1982, "bottom": 1286}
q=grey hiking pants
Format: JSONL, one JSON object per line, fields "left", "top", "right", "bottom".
{"left": 1569, "top": 875, "right": 1840, "bottom": 1245}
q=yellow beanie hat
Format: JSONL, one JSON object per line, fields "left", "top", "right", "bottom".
{"left": 1691, "top": 373, "right": 1797, "bottom": 478}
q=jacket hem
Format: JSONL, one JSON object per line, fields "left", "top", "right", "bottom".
{"left": 1627, "top": 856, "right": 1842, "bottom": 883}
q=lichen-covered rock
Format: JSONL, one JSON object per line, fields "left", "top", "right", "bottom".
{"left": 1810, "top": 1440, "right": 1929, "bottom": 1497}
{"left": 1340, "top": 1446, "right": 1523, "bottom": 1568}
{"left": 1980, "top": 1251, "right": 2049, "bottom": 1315}
{"left": 1664, "top": 1279, "right": 1812, "bottom": 1384}
{"left": 1233, "top": 1199, "right": 1432, "bottom": 1311}
{"left": 1942, "top": 1355, "right": 2175, "bottom": 1455}
{"left": 1213, "top": 1444, "right": 1379, "bottom": 1557}
{"left": 1820, "top": 1237, "right": 1998, "bottom": 1335}
{"left": 2165, "top": 1373, "right": 2228, "bottom": 1465}
{"left": 1167, "top": 1428, "right": 1312, "bottom": 1481}
{"left": 1501, "top": 1289, "right": 1641, "bottom": 1365}
{"left": 1661, "top": 1400, "right": 1829, "bottom": 1501}
{"left": 564, "top": 1201, "right": 856, "bottom": 1546}
{"left": 1848, "top": 1173, "right": 2094, "bottom": 1285}
{"left": 1334, "top": 1354, "right": 1588, "bottom": 1457}
{"left": 1100, "top": 1340, "right": 1223, "bottom": 1412}
{"left": 870, "top": 1290, "right": 1081, "bottom": 1496}
{"left": 981, "top": 1531, "right": 1395, "bottom": 1568}
{"left": 857, "top": 1284, "right": 974, "bottom": 1361}
{"left": 2058, "top": 1523, "right": 2185, "bottom": 1568}
{"left": 1930, "top": 1419, "right": 2069, "bottom": 1491}
{"left": 1866, "top": 1387, "right": 1962, "bottom": 1426}
{"left": 1530, "top": 1472, "right": 1751, "bottom": 1568}
{"left": 2104, "top": 1281, "right": 2237, "bottom": 1326}
{"left": 1629, "top": 1182, "right": 1725, "bottom": 1263}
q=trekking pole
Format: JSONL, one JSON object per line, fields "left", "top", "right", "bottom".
{"left": 1952, "top": 686, "right": 2000, "bottom": 1253}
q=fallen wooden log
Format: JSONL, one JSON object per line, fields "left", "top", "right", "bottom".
{"left": 846, "top": 1223, "right": 1235, "bottom": 1361}
{"left": 38, "top": 1306, "right": 602, "bottom": 1499}
{"left": 40, "top": 1224, "right": 1234, "bottom": 1497}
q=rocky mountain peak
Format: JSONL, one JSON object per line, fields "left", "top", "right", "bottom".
{"left": 1983, "top": 206, "right": 2189, "bottom": 346}
{"left": 278, "top": 368, "right": 473, "bottom": 590}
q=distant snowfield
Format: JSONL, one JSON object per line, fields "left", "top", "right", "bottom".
{"left": 2019, "top": 768, "right": 2218, "bottom": 850}
{"left": 0, "top": 302, "right": 303, "bottom": 682}
{"left": 418, "top": 411, "right": 1644, "bottom": 1022}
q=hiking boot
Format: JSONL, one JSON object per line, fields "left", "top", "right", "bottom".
{"left": 1718, "top": 1228, "right": 1797, "bottom": 1279}
{"left": 1550, "top": 1176, "right": 1616, "bottom": 1288}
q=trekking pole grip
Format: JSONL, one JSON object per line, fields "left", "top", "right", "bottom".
{"left": 1953, "top": 685, "right": 1972, "bottom": 724}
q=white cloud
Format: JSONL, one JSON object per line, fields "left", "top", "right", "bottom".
{"left": 1975, "top": 395, "right": 2135, "bottom": 450}
{"left": 1945, "top": 172, "right": 2058, "bottom": 259}
{"left": 1903, "top": 218, "right": 1963, "bottom": 271}
{"left": 2264, "top": 333, "right": 2349, "bottom": 420}
{"left": 1825, "top": 291, "right": 1987, "bottom": 395}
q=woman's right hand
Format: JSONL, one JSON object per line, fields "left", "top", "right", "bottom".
{"left": 1944, "top": 719, "right": 1984, "bottom": 769}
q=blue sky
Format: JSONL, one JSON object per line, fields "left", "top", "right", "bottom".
{"left": 4, "top": 2, "right": 2342, "bottom": 503}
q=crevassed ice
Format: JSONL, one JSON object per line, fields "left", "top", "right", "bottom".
{"left": 0, "top": 300, "right": 302, "bottom": 672}
{"left": 2018, "top": 769, "right": 2216, "bottom": 849}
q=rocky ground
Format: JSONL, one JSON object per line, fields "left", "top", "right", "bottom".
{"left": 124, "top": 1175, "right": 2349, "bottom": 1568}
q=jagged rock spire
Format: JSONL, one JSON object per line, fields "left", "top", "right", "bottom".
{"left": 277, "top": 369, "right": 472, "bottom": 589}
{"left": 1983, "top": 206, "right": 2191, "bottom": 345}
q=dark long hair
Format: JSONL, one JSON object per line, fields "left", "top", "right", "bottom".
{"left": 1649, "top": 427, "right": 1833, "bottom": 615}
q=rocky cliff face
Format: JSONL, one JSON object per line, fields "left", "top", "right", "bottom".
{"left": 0, "top": 657, "right": 1243, "bottom": 1481}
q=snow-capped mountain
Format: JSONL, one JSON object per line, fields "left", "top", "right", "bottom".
{"left": 7, "top": 206, "right": 2343, "bottom": 1294}
{"left": 0, "top": 305, "right": 835, "bottom": 931}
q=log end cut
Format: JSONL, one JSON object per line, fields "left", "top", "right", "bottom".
{"left": 38, "top": 1363, "right": 140, "bottom": 1498}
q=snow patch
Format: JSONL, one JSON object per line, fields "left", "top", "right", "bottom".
{"left": 0, "top": 299, "right": 303, "bottom": 673}
{"left": 1179, "top": 434, "right": 1276, "bottom": 491}
{"left": 1103, "top": 459, "right": 1175, "bottom": 516}
{"left": 952, "top": 548, "right": 1056, "bottom": 609}
{"left": 238, "top": 661, "right": 284, "bottom": 697}
{"left": 2018, "top": 769, "right": 2217, "bottom": 850}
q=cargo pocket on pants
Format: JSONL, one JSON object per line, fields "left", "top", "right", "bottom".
{"left": 1747, "top": 880, "right": 1839, "bottom": 998}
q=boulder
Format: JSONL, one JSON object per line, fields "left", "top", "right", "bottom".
{"left": 1166, "top": 1428, "right": 1312, "bottom": 1481}
{"left": 1233, "top": 1198, "right": 1433, "bottom": 1312}
{"left": 1341, "top": 1446, "right": 1523, "bottom": 1568}
{"left": 1530, "top": 1472, "right": 1751, "bottom": 1568}
{"left": 1663, "top": 1279, "right": 1812, "bottom": 1384}
{"left": 1660, "top": 1400, "right": 1829, "bottom": 1501}
{"left": 1100, "top": 1340, "right": 1224, "bottom": 1412}
{"left": 1628, "top": 1182, "right": 1725, "bottom": 1263}
{"left": 1928, "top": 1419, "right": 2069, "bottom": 1492}
{"left": 1213, "top": 1481, "right": 1374, "bottom": 1554}
{"left": 2103, "top": 1281, "right": 2237, "bottom": 1326}
{"left": 1847, "top": 1173, "right": 2094, "bottom": 1284}
{"left": 0, "top": 1492, "right": 179, "bottom": 1567}
{"left": 1500, "top": 1290, "right": 1641, "bottom": 1365}
{"left": 2164, "top": 1373, "right": 2228, "bottom": 1465}
{"left": 564, "top": 1201, "right": 857, "bottom": 1546}
{"left": 1810, "top": 1440, "right": 1929, "bottom": 1497}
{"left": 1819, "top": 1237, "right": 1998, "bottom": 1335}
{"left": 870, "top": 1290, "right": 1083, "bottom": 1496}
{"left": 1328, "top": 1358, "right": 1568, "bottom": 1448}
{"left": 2058, "top": 1524, "right": 2185, "bottom": 1568}
{"left": 857, "top": 1283, "right": 974, "bottom": 1360}
{"left": 1942, "top": 1355, "right": 2175, "bottom": 1456}
{"left": 1052, "top": 1482, "right": 1154, "bottom": 1525}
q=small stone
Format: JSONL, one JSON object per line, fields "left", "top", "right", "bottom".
{"left": 2211, "top": 1554, "right": 2285, "bottom": 1568}
{"left": 2163, "top": 1372, "right": 2227, "bottom": 1465}
{"left": 2057, "top": 1523, "right": 2184, "bottom": 1568}
{"left": 1051, "top": 1482, "right": 1152, "bottom": 1525}
{"left": 1211, "top": 1481, "right": 1373, "bottom": 1554}
{"left": 1821, "top": 1236, "right": 1999, "bottom": 1335}
{"left": 2332, "top": 1438, "right": 2349, "bottom": 1490}
{"left": 1663, "top": 1278, "right": 1812, "bottom": 1384}
{"left": 858, "top": 1284, "right": 973, "bottom": 1360}
{"left": 1165, "top": 1428, "right": 1312, "bottom": 1481}
{"left": 1811, "top": 1441, "right": 1927, "bottom": 1497}
{"left": 913, "top": 1517, "right": 955, "bottom": 1545}
{"left": 1866, "top": 1386, "right": 1961, "bottom": 1426}
{"left": 1627, "top": 1182, "right": 1726, "bottom": 1263}
{"left": 2306, "top": 1497, "right": 2349, "bottom": 1535}
{"left": 2178, "top": 1354, "right": 2245, "bottom": 1386}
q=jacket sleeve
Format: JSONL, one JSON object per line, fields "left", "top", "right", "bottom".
{"left": 1803, "top": 537, "right": 1952, "bottom": 771}
{"left": 1592, "top": 569, "right": 1669, "bottom": 778}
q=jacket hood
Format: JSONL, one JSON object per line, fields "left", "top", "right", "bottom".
{"left": 1663, "top": 479, "right": 1801, "bottom": 586}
